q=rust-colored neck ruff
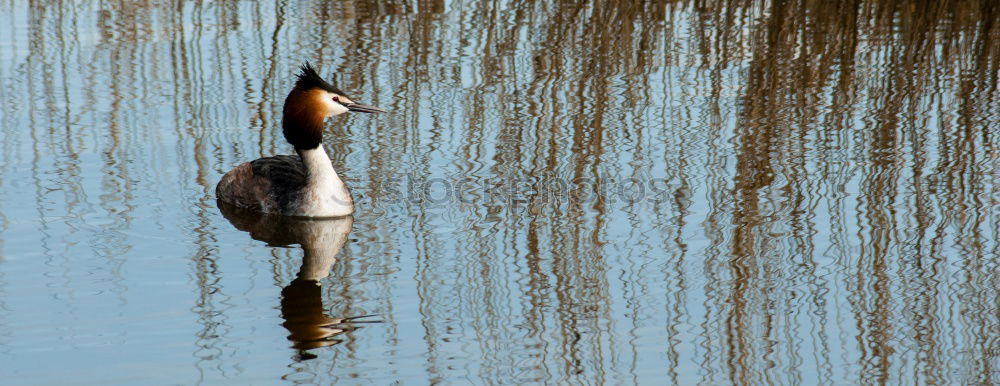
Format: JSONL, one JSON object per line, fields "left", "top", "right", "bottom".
{"left": 282, "top": 88, "right": 329, "bottom": 149}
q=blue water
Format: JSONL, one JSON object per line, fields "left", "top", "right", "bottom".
{"left": 0, "top": 1, "right": 997, "bottom": 384}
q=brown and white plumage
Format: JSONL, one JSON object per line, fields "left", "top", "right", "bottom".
{"left": 216, "top": 63, "right": 384, "bottom": 217}
{"left": 216, "top": 155, "right": 307, "bottom": 214}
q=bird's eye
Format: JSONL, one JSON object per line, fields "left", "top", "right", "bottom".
{"left": 332, "top": 96, "right": 340, "bottom": 103}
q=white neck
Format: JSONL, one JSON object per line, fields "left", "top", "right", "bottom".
{"left": 295, "top": 146, "right": 354, "bottom": 217}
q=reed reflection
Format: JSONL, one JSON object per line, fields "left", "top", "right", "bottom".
{"left": 218, "top": 201, "right": 374, "bottom": 356}
{"left": 697, "top": 0, "right": 999, "bottom": 383}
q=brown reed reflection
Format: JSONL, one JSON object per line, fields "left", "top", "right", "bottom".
{"left": 703, "top": 0, "right": 998, "bottom": 383}
{"left": 217, "top": 201, "right": 376, "bottom": 357}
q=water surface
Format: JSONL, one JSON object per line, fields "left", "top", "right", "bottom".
{"left": 0, "top": 0, "right": 997, "bottom": 384}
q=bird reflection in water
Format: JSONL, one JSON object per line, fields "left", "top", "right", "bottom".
{"left": 217, "top": 200, "right": 378, "bottom": 357}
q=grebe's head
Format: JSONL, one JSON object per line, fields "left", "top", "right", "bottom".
{"left": 282, "top": 62, "right": 385, "bottom": 149}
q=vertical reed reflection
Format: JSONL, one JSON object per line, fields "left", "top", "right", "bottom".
{"left": 694, "top": 0, "right": 999, "bottom": 383}
{"left": 0, "top": 0, "right": 996, "bottom": 384}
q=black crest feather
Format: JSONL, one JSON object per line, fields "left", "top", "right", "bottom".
{"left": 295, "top": 62, "right": 345, "bottom": 95}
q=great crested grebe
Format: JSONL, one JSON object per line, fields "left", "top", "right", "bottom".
{"left": 216, "top": 63, "right": 384, "bottom": 217}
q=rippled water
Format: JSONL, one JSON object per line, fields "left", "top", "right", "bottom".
{"left": 1, "top": 1, "right": 998, "bottom": 384}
